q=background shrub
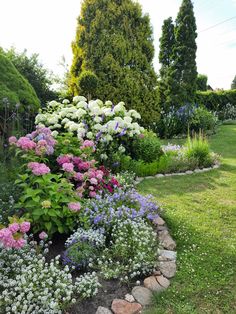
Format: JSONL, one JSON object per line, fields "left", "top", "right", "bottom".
{"left": 196, "top": 90, "right": 236, "bottom": 112}
{"left": 131, "top": 131, "right": 162, "bottom": 162}
{"left": 189, "top": 106, "right": 217, "bottom": 133}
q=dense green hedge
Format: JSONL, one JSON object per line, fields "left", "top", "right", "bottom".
{"left": 0, "top": 54, "right": 40, "bottom": 111}
{"left": 196, "top": 90, "right": 236, "bottom": 111}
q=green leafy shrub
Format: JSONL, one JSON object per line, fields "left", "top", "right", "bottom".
{"left": 131, "top": 131, "right": 162, "bottom": 162}
{"left": 16, "top": 173, "right": 80, "bottom": 236}
{"left": 189, "top": 106, "right": 217, "bottom": 133}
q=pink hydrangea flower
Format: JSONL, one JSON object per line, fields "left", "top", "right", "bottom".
{"left": 20, "top": 222, "right": 31, "bottom": 233}
{"left": 90, "top": 178, "right": 98, "bottom": 185}
{"left": 12, "top": 238, "right": 26, "bottom": 249}
{"left": 80, "top": 140, "right": 95, "bottom": 150}
{"left": 62, "top": 162, "right": 74, "bottom": 173}
{"left": 89, "top": 191, "right": 97, "bottom": 198}
{"left": 74, "top": 172, "right": 84, "bottom": 181}
{"left": 39, "top": 231, "right": 48, "bottom": 240}
{"left": 68, "top": 202, "right": 81, "bottom": 212}
{"left": 16, "top": 137, "right": 36, "bottom": 150}
{"left": 8, "top": 223, "right": 20, "bottom": 233}
{"left": 8, "top": 136, "right": 17, "bottom": 144}
{"left": 78, "top": 161, "right": 90, "bottom": 171}
{"left": 57, "top": 155, "right": 72, "bottom": 165}
{"left": 28, "top": 162, "right": 50, "bottom": 176}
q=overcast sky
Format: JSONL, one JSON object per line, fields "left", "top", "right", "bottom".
{"left": 0, "top": 0, "right": 236, "bottom": 89}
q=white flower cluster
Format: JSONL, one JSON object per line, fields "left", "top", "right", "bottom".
{"left": 95, "top": 218, "right": 158, "bottom": 281}
{"left": 35, "top": 96, "right": 144, "bottom": 142}
{"left": 114, "top": 171, "right": 136, "bottom": 191}
{"left": 74, "top": 272, "right": 101, "bottom": 299}
{"left": 65, "top": 227, "right": 106, "bottom": 248}
{"left": 0, "top": 239, "right": 90, "bottom": 314}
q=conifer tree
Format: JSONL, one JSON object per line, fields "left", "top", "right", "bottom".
{"left": 172, "top": 0, "right": 198, "bottom": 105}
{"left": 158, "top": 17, "right": 175, "bottom": 110}
{"left": 69, "top": 0, "right": 159, "bottom": 126}
{"left": 231, "top": 75, "right": 236, "bottom": 89}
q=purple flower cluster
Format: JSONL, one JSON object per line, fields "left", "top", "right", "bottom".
{"left": 83, "top": 189, "right": 159, "bottom": 227}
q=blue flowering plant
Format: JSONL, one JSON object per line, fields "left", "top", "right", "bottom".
{"left": 81, "top": 189, "right": 159, "bottom": 228}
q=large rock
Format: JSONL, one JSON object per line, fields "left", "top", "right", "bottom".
{"left": 158, "top": 249, "right": 177, "bottom": 261}
{"left": 153, "top": 216, "right": 165, "bottom": 226}
{"left": 155, "top": 275, "right": 170, "bottom": 288}
{"left": 111, "top": 299, "right": 142, "bottom": 314}
{"left": 159, "top": 230, "right": 176, "bottom": 250}
{"left": 96, "top": 306, "right": 113, "bottom": 314}
{"left": 131, "top": 286, "right": 152, "bottom": 306}
{"left": 159, "top": 261, "right": 176, "bottom": 278}
{"left": 143, "top": 276, "right": 164, "bottom": 292}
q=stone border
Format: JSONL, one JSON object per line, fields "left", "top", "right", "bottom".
{"left": 95, "top": 216, "right": 177, "bottom": 314}
{"left": 135, "top": 164, "right": 220, "bottom": 184}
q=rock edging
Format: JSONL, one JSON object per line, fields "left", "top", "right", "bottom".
{"left": 135, "top": 164, "right": 220, "bottom": 184}
{"left": 95, "top": 216, "right": 177, "bottom": 314}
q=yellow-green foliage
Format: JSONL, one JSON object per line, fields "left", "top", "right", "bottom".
{"left": 0, "top": 53, "right": 40, "bottom": 111}
{"left": 69, "top": 0, "right": 159, "bottom": 127}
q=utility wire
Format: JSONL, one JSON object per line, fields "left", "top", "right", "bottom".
{"left": 199, "top": 16, "right": 236, "bottom": 33}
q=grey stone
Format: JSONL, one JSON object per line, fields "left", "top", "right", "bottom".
{"left": 96, "top": 306, "right": 113, "bottom": 314}
{"left": 155, "top": 275, "right": 170, "bottom": 288}
{"left": 185, "top": 170, "right": 193, "bottom": 174}
{"left": 159, "top": 261, "right": 177, "bottom": 278}
{"left": 164, "top": 173, "right": 172, "bottom": 177}
{"left": 155, "top": 174, "right": 164, "bottom": 178}
{"left": 213, "top": 164, "right": 219, "bottom": 169}
{"left": 153, "top": 216, "right": 165, "bottom": 226}
{"left": 159, "top": 230, "right": 176, "bottom": 250}
{"left": 194, "top": 168, "right": 202, "bottom": 173}
{"left": 175, "top": 172, "right": 185, "bottom": 176}
{"left": 125, "top": 294, "right": 135, "bottom": 303}
{"left": 145, "top": 176, "right": 155, "bottom": 179}
{"left": 157, "top": 225, "right": 168, "bottom": 232}
{"left": 144, "top": 276, "right": 164, "bottom": 292}
{"left": 132, "top": 286, "right": 152, "bottom": 306}
{"left": 158, "top": 249, "right": 177, "bottom": 261}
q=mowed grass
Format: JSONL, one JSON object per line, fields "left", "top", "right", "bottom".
{"left": 139, "top": 125, "right": 236, "bottom": 314}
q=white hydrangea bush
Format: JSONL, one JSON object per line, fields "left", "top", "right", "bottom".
{"left": 0, "top": 238, "right": 100, "bottom": 314}
{"left": 35, "top": 96, "right": 145, "bottom": 161}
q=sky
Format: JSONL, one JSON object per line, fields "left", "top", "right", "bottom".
{"left": 0, "top": 0, "right": 236, "bottom": 89}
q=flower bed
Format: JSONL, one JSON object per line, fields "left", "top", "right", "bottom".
{"left": 0, "top": 96, "right": 220, "bottom": 313}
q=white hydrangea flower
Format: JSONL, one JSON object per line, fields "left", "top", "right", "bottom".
{"left": 62, "top": 99, "right": 70, "bottom": 104}
{"left": 73, "top": 95, "right": 87, "bottom": 103}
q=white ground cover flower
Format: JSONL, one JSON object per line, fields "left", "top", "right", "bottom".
{"left": 0, "top": 237, "right": 100, "bottom": 313}
{"left": 95, "top": 218, "right": 158, "bottom": 281}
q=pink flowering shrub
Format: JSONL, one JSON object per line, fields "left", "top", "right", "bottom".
{"left": 9, "top": 126, "right": 57, "bottom": 158}
{"left": 0, "top": 218, "right": 30, "bottom": 249}
{"left": 57, "top": 155, "right": 120, "bottom": 198}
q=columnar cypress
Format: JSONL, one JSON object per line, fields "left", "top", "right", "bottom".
{"left": 69, "top": 0, "right": 159, "bottom": 127}
{"left": 158, "top": 17, "right": 175, "bottom": 110}
{"left": 172, "top": 0, "right": 198, "bottom": 105}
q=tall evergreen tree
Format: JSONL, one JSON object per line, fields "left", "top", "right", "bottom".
{"left": 158, "top": 17, "right": 176, "bottom": 110}
{"left": 231, "top": 75, "right": 236, "bottom": 89}
{"left": 172, "top": 0, "right": 197, "bottom": 105}
{"left": 69, "top": 0, "right": 159, "bottom": 126}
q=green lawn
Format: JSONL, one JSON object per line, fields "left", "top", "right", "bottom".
{"left": 139, "top": 125, "right": 236, "bottom": 314}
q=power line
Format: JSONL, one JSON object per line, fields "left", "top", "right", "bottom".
{"left": 199, "top": 16, "right": 236, "bottom": 33}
